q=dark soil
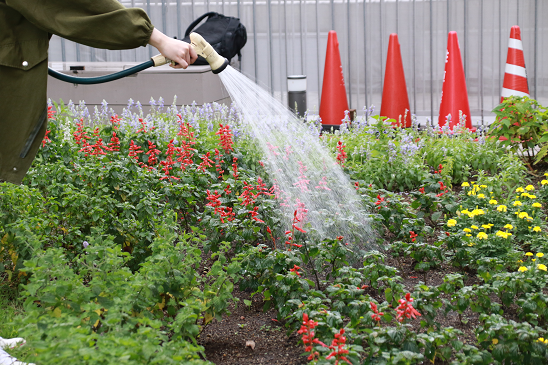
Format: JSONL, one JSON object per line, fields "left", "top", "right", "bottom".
{"left": 199, "top": 290, "right": 307, "bottom": 365}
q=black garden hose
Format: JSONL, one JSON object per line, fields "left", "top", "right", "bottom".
{"left": 47, "top": 59, "right": 155, "bottom": 85}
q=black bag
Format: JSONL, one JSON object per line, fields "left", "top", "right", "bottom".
{"left": 182, "top": 12, "right": 247, "bottom": 65}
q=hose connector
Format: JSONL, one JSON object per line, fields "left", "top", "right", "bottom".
{"left": 189, "top": 32, "right": 229, "bottom": 74}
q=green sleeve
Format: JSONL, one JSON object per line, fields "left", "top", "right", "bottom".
{"left": 5, "top": 0, "right": 154, "bottom": 50}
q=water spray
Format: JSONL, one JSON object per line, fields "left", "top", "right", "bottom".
{"left": 48, "top": 32, "right": 228, "bottom": 84}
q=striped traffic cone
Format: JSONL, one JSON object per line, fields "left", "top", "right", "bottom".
{"left": 501, "top": 25, "right": 530, "bottom": 102}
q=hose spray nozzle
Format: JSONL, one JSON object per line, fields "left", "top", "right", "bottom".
{"left": 151, "top": 33, "right": 229, "bottom": 74}
{"left": 189, "top": 33, "right": 229, "bottom": 74}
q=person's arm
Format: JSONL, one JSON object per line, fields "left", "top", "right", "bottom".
{"left": 6, "top": 0, "right": 152, "bottom": 50}
{"left": 148, "top": 28, "right": 197, "bottom": 69}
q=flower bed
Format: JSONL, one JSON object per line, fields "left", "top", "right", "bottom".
{"left": 2, "top": 99, "right": 548, "bottom": 364}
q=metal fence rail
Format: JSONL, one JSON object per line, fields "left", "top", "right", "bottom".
{"left": 48, "top": 0, "right": 547, "bottom": 122}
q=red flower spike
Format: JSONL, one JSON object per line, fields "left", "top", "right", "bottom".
{"left": 41, "top": 129, "right": 51, "bottom": 148}
{"left": 47, "top": 105, "right": 56, "bottom": 120}
{"left": 370, "top": 301, "right": 384, "bottom": 322}
{"left": 396, "top": 292, "right": 421, "bottom": 323}
{"left": 410, "top": 231, "right": 418, "bottom": 242}
{"left": 336, "top": 140, "right": 348, "bottom": 167}
{"left": 216, "top": 123, "right": 234, "bottom": 153}
{"left": 108, "top": 132, "right": 120, "bottom": 152}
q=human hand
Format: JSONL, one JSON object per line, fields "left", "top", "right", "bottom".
{"left": 148, "top": 28, "right": 198, "bottom": 69}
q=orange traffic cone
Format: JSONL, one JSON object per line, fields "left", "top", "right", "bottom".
{"left": 438, "top": 31, "right": 474, "bottom": 131}
{"left": 319, "top": 31, "right": 349, "bottom": 129}
{"left": 501, "top": 25, "right": 529, "bottom": 103}
{"left": 380, "top": 34, "right": 411, "bottom": 128}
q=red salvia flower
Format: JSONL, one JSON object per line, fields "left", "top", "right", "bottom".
{"left": 297, "top": 313, "right": 326, "bottom": 361}
{"left": 325, "top": 328, "right": 352, "bottom": 365}
{"left": 108, "top": 131, "right": 120, "bottom": 152}
{"left": 216, "top": 123, "right": 234, "bottom": 153}
{"left": 336, "top": 140, "right": 348, "bottom": 167}
{"left": 396, "top": 293, "right": 421, "bottom": 323}
{"left": 410, "top": 231, "right": 418, "bottom": 242}
{"left": 136, "top": 118, "right": 148, "bottom": 133}
{"left": 145, "top": 140, "right": 161, "bottom": 167}
{"left": 110, "top": 114, "right": 121, "bottom": 130}
{"left": 232, "top": 157, "right": 239, "bottom": 179}
{"left": 73, "top": 118, "right": 89, "bottom": 147}
{"left": 214, "top": 148, "right": 225, "bottom": 179}
{"left": 160, "top": 139, "right": 179, "bottom": 181}
{"left": 266, "top": 226, "right": 276, "bottom": 249}
{"left": 370, "top": 301, "right": 384, "bottom": 322}
{"left": 289, "top": 265, "right": 301, "bottom": 277}
{"left": 41, "top": 129, "right": 51, "bottom": 147}
{"left": 128, "top": 140, "right": 143, "bottom": 161}
{"left": 47, "top": 105, "right": 56, "bottom": 120}
{"left": 197, "top": 152, "right": 214, "bottom": 172}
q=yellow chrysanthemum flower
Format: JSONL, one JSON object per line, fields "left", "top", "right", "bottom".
{"left": 477, "top": 232, "right": 488, "bottom": 240}
{"left": 447, "top": 219, "right": 457, "bottom": 227}
{"left": 526, "top": 252, "right": 534, "bottom": 256}
{"left": 504, "top": 224, "right": 513, "bottom": 229}
{"left": 463, "top": 228, "right": 472, "bottom": 233}
{"left": 471, "top": 209, "right": 485, "bottom": 216}
{"left": 526, "top": 185, "right": 535, "bottom": 191}
{"left": 537, "top": 252, "right": 544, "bottom": 258}
{"left": 466, "top": 234, "right": 472, "bottom": 237}
{"left": 482, "top": 224, "right": 492, "bottom": 230}
{"left": 533, "top": 203, "right": 542, "bottom": 208}
{"left": 538, "top": 337, "right": 545, "bottom": 343}
{"left": 521, "top": 192, "right": 530, "bottom": 198}
{"left": 471, "top": 225, "right": 479, "bottom": 230}
{"left": 537, "top": 264, "right": 547, "bottom": 271}
{"left": 489, "top": 199, "right": 498, "bottom": 205}
{"left": 513, "top": 201, "right": 522, "bottom": 206}
{"left": 517, "top": 260, "right": 523, "bottom": 263}
{"left": 468, "top": 242, "right": 475, "bottom": 246}
{"left": 480, "top": 185, "right": 487, "bottom": 188}
{"left": 492, "top": 339, "right": 499, "bottom": 345}
{"left": 518, "top": 266, "right": 528, "bottom": 272}
{"left": 518, "top": 212, "right": 530, "bottom": 219}
{"left": 534, "top": 226, "right": 542, "bottom": 232}
{"left": 516, "top": 187, "right": 525, "bottom": 193}
{"left": 541, "top": 180, "right": 548, "bottom": 185}
{"left": 529, "top": 194, "right": 537, "bottom": 199}
{"left": 496, "top": 231, "right": 512, "bottom": 239}
{"left": 497, "top": 205, "right": 507, "bottom": 212}
{"left": 533, "top": 259, "right": 537, "bottom": 262}
{"left": 477, "top": 194, "right": 486, "bottom": 199}
{"left": 462, "top": 182, "right": 470, "bottom": 187}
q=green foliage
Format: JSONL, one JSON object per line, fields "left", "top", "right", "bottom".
{"left": 477, "top": 314, "right": 548, "bottom": 364}
{"left": 12, "top": 219, "right": 234, "bottom": 364}
{"left": 326, "top": 115, "right": 508, "bottom": 191}
{"left": 489, "top": 96, "right": 548, "bottom": 166}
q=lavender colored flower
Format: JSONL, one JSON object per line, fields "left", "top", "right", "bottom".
{"left": 83, "top": 241, "right": 89, "bottom": 249}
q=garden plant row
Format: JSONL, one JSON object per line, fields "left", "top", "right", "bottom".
{"left": 2, "top": 96, "right": 548, "bottom": 364}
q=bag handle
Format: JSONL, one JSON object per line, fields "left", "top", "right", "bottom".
{"left": 184, "top": 12, "right": 219, "bottom": 38}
